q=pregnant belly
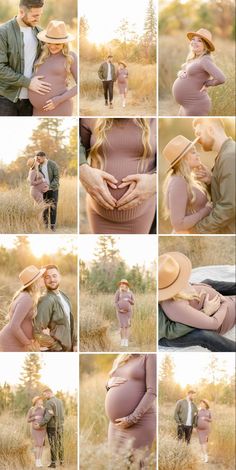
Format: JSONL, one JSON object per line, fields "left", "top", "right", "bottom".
{"left": 28, "top": 74, "right": 67, "bottom": 109}
{"left": 172, "top": 78, "right": 207, "bottom": 104}
{"left": 105, "top": 380, "right": 145, "bottom": 422}
{"left": 118, "top": 300, "right": 130, "bottom": 311}
{"left": 197, "top": 418, "right": 209, "bottom": 430}
{"left": 103, "top": 159, "right": 141, "bottom": 202}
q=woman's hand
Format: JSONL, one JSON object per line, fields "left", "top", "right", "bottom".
{"left": 80, "top": 165, "right": 118, "bottom": 210}
{"left": 107, "top": 377, "right": 127, "bottom": 389}
{"left": 202, "top": 293, "right": 221, "bottom": 316}
{"left": 116, "top": 173, "right": 156, "bottom": 211}
{"left": 43, "top": 99, "right": 56, "bottom": 111}
{"left": 115, "top": 417, "right": 131, "bottom": 429}
{"left": 200, "top": 84, "right": 207, "bottom": 92}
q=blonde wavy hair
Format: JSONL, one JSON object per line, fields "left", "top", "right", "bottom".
{"left": 109, "top": 353, "right": 141, "bottom": 377}
{"left": 172, "top": 290, "right": 201, "bottom": 302}
{"left": 9, "top": 281, "right": 41, "bottom": 318}
{"left": 185, "top": 38, "right": 212, "bottom": 65}
{"left": 89, "top": 119, "right": 152, "bottom": 172}
{"left": 35, "top": 44, "right": 73, "bottom": 84}
{"left": 162, "top": 157, "right": 210, "bottom": 221}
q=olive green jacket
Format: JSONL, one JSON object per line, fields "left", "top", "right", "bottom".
{"left": 98, "top": 61, "right": 116, "bottom": 81}
{"left": 0, "top": 17, "right": 42, "bottom": 102}
{"left": 33, "top": 290, "right": 77, "bottom": 352}
{"left": 174, "top": 399, "right": 198, "bottom": 427}
{"left": 39, "top": 396, "right": 64, "bottom": 429}
{"left": 158, "top": 305, "right": 194, "bottom": 340}
{"left": 40, "top": 160, "right": 60, "bottom": 190}
{"left": 195, "top": 138, "right": 236, "bottom": 234}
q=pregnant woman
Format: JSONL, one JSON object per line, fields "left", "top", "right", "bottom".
{"left": 114, "top": 279, "right": 135, "bottom": 347}
{"left": 162, "top": 135, "right": 212, "bottom": 233}
{"left": 197, "top": 399, "right": 212, "bottom": 463}
{"left": 105, "top": 354, "right": 156, "bottom": 465}
{"left": 27, "top": 158, "right": 49, "bottom": 204}
{"left": 27, "top": 396, "right": 46, "bottom": 468}
{"left": 80, "top": 118, "right": 156, "bottom": 234}
{"left": 0, "top": 265, "right": 45, "bottom": 352}
{"left": 159, "top": 252, "right": 236, "bottom": 337}
{"left": 117, "top": 62, "right": 128, "bottom": 108}
{"left": 172, "top": 28, "right": 225, "bottom": 116}
{"left": 29, "top": 20, "right": 77, "bottom": 116}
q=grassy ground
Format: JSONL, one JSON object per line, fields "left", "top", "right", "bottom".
{"left": 79, "top": 292, "right": 156, "bottom": 352}
{"left": 80, "top": 61, "right": 156, "bottom": 116}
{"left": 159, "top": 34, "right": 235, "bottom": 116}
{"left": 0, "top": 176, "right": 77, "bottom": 234}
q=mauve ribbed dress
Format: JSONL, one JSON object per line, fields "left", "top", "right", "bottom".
{"left": 27, "top": 406, "right": 46, "bottom": 446}
{"left": 172, "top": 55, "right": 225, "bottom": 116}
{"left": 80, "top": 118, "right": 156, "bottom": 234}
{"left": 105, "top": 354, "right": 156, "bottom": 452}
{"left": 160, "top": 283, "right": 236, "bottom": 335}
{"left": 117, "top": 69, "right": 128, "bottom": 94}
{"left": 0, "top": 292, "right": 34, "bottom": 352}
{"left": 28, "top": 52, "right": 77, "bottom": 116}
{"left": 28, "top": 169, "right": 48, "bottom": 203}
{"left": 197, "top": 409, "right": 212, "bottom": 444}
{"left": 114, "top": 290, "right": 135, "bottom": 327}
{"left": 166, "top": 175, "right": 212, "bottom": 233}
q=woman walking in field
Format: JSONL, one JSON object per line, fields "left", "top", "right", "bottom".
{"left": 105, "top": 354, "right": 156, "bottom": 466}
{"left": 27, "top": 157, "right": 49, "bottom": 204}
{"left": 80, "top": 118, "right": 156, "bottom": 234}
{"left": 0, "top": 265, "right": 45, "bottom": 352}
{"left": 172, "top": 28, "right": 225, "bottom": 116}
{"left": 114, "top": 279, "right": 135, "bottom": 347}
{"left": 162, "top": 135, "right": 212, "bottom": 233}
{"left": 27, "top": 396, "right": 46, "bottom": 468}
{"left": 117, "top": 62, "right": 128, "bottom": 108}
{"left": 197, "top": 399, "right": 212, "bottom": 463}
{"left": 28, "top": 20, "right": 77, "bottom": 116}
{"left": 158, "top": 252, "right": 236, "bottom": 341}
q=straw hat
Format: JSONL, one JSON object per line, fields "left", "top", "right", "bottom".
{"left": 19, "top": 265, "right": 46, "bottom": 289}
{"left": 119, "top": 279, "right": 129, "bottom": 286}
{"left": 187, "top": 28, "right": 215, "bottom": 52}
{"left": 201, "top": 399, "right": 210, "bottom": 409}
{"left": 37, "top": 20, "right": 75, "bottom": 44}
{"left": 158, "top": 252, "right": 192, "bottom": 301}
{"left": 27, "top": 157, "right": 36, "bottom": 169}
{"left": 32, "top": 395, "right": 42, "bottom": 406}
{"left": 162, "top": 135, "right": 200, "bottom": 170}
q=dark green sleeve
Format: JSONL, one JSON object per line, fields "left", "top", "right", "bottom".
{"left": 79, "top": 141, "right": 88, "bottom": 166}
{"left": 158, "top": 305, "right": 194, "bottom": 340}
{"left": 0, "top": 29, "right": 31, "bottom": 87}
{"left": 39, "top": 403, "right": 54, "bottom": 427}
{"left": 51, "top": 162, "right": 59, "bottom": 188}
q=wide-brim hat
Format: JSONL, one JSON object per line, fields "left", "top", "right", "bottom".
{"left": 37, "top": 20, "right": 75, "bottom": 44}
{"left": 118, "top": 61, "right": 127, "bottom": 67}
{"left": 119, "top": 279, "right": 129, "bottom": 286}
{"left": 201, "top": 398, "right": 210, "bottom": 409}
{"left": 187, "top": 28, "right": 215, "bottom": 52}
{"left": 27, "top": 157, "right": 36, "bottom": 169}
{"left": 19, "top": 265, "right": 46, "bottom": 289}
{"left": 158, "top": 252, "right": 192, "bottom": 301}
{"left": 32, "top": 395, "right": 42, "bottom": 406}
{"left": 163, "top": 135, "right": 200, "bottom": 171}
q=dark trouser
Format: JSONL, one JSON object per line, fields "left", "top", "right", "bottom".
{"left": 47, "top": 427, "right": 64, "bottom": 464}
{"left": 159, "top": 280, "right": 236, "bottom": 352}
{"left": 0, "top": 96, "right": 33, "bottom": 116}
{"left": 102, "top": 80, "right": 113, "bottom": 103}
{"left": 43, "top": 190, "right": 59, "bottom": 228}
{"left": 177, "top": 424, "right": 193, "bottom": 444}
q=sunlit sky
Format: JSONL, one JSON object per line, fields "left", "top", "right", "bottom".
{"left": 0, "top": 353, "right": 78, "bottom": 393}
{"left": 160, "top": 353, "right": 235, "bottom": 388}
{"left": 79, "top": 235, "right": 157, "bottom": 268}
{"left": 0, "top": 118, "right": 75, "bottom": 165}
{"left": 80, "top": 0, "right": 154, "bottom": 44}
{"left": 0, "top": 235, "right": 77, "bottom": 258}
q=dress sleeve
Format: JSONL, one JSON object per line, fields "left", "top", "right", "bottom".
{"left": 125, "top": 355, "right": 156, "bottom": 425}
{"left": 28, "top": 170, "right": 44, "bottom": 186}
{"left": 162, "top": 299, "right": 228, "bottom": 330}
{"left": 51, "top": 52, "right": 77, "bottom": 107}
{"left": 168, "top": 176, "right": 211, "bottom": 232}
{"left": 202, "top": 56, "right": 226, "bottom": 87}
{"left": 114, "top": 291, "right": 119, "bottom": 309}
{"left": 8, "top": 294, "right": 33, "bottom": 346}
{"left": 129, "top": 292, "right": 135, "bottom": 305}
{"left": 27, "top": 408, "right": 35, "bottom": 423}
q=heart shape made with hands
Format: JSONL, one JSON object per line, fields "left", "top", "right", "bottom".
{"left": 106, "top": 179, "right": 137, "bottom": 205}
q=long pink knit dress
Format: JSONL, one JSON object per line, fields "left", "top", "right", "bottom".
{"left": 114, "top": 290, "right": 135, "bottom": 327}
{"left": 0, "top": 292, "right": 34, "bottom": 351}
{"left": 80, "top": 118, "right": 156, "bottom": 234}
{"left": 172, "top": 55, "right": 225, "bottom": 116}
{"left": 27, "top": 406, "right": 46, "bottom": 446}
{"left": 105, "top": 354, "right": 156, "bottom": 453}
{"left": 197, "top": 409, "right": 212, "bottom": 444}
{"left": 28, "top": 169, "right": 48, "bottom": 203}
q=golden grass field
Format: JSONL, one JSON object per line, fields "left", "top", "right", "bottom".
{"left": 159, "top": 34, "right": 236, "bottom": 116}
{"left": 159, "top": 403, "right": 235, "bottom": 470}
{"left": 0, "top": 413, "right": 77, "bottom": 470}
{"left": 0, "top": 176, "right": 77, "bottom": 234}
{"left": 80, "top": 369, "right": 156, "bottom": 469}
{"left": 79, "top": 292, "right": 156, "bottom": 352}
{"left": 80, "top": 61, "right": 156, "bottom": 116}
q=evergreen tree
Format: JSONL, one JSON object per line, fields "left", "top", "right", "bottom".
{"left": 143, "top": 0, "right": 157, "bottom": 62}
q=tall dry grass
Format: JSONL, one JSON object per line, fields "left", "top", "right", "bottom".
{"left": 159, "top": 34, "right": 235, "bottom": 116}
{"left": 0, "top": 176, "right": 77, "bottom": 233}
{"left": 79, "top": 292, "right": 156, "bottom": 351}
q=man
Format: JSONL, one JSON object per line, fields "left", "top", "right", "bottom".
{"left": 98, "top": 54, "right": 116, "bottom": 108}
{"left": 174, "top": 390, "right": 198, "bottom": 445}
{"left": 33, "top": 264, "right": 77, "bottom": 352}
{"left": 36, "top": 151, "right": 59, "bottom": 231}
{"left": 193, "top": 118, "right": 235, "bottom": 234}
{"left": 0, "top": 0, "right": 51, "bottom": 116}
{"left": 36, "top": 387, "right": 64, "bottom": 468}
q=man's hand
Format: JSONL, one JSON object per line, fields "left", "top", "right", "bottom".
{"left": 80, "top": 164, "right": 118, "bottom": 210}
{"left": 194, "top": 164, "right": 212, "bottom": 184}
{"left": 29, "top": 76, "right": 51, "bottom": 95}
{"left": 116, "top": 173, "right": 156, "bottom": 211}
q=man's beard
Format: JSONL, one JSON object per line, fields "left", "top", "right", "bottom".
{"left": 198, "top": 136, "right": 214, "bottom": 152}
{"left": 21, "top": 14, "right": 37, "bottom": 27}
{"left": 46, "top": 283, "right": 60, "bottom": 291}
